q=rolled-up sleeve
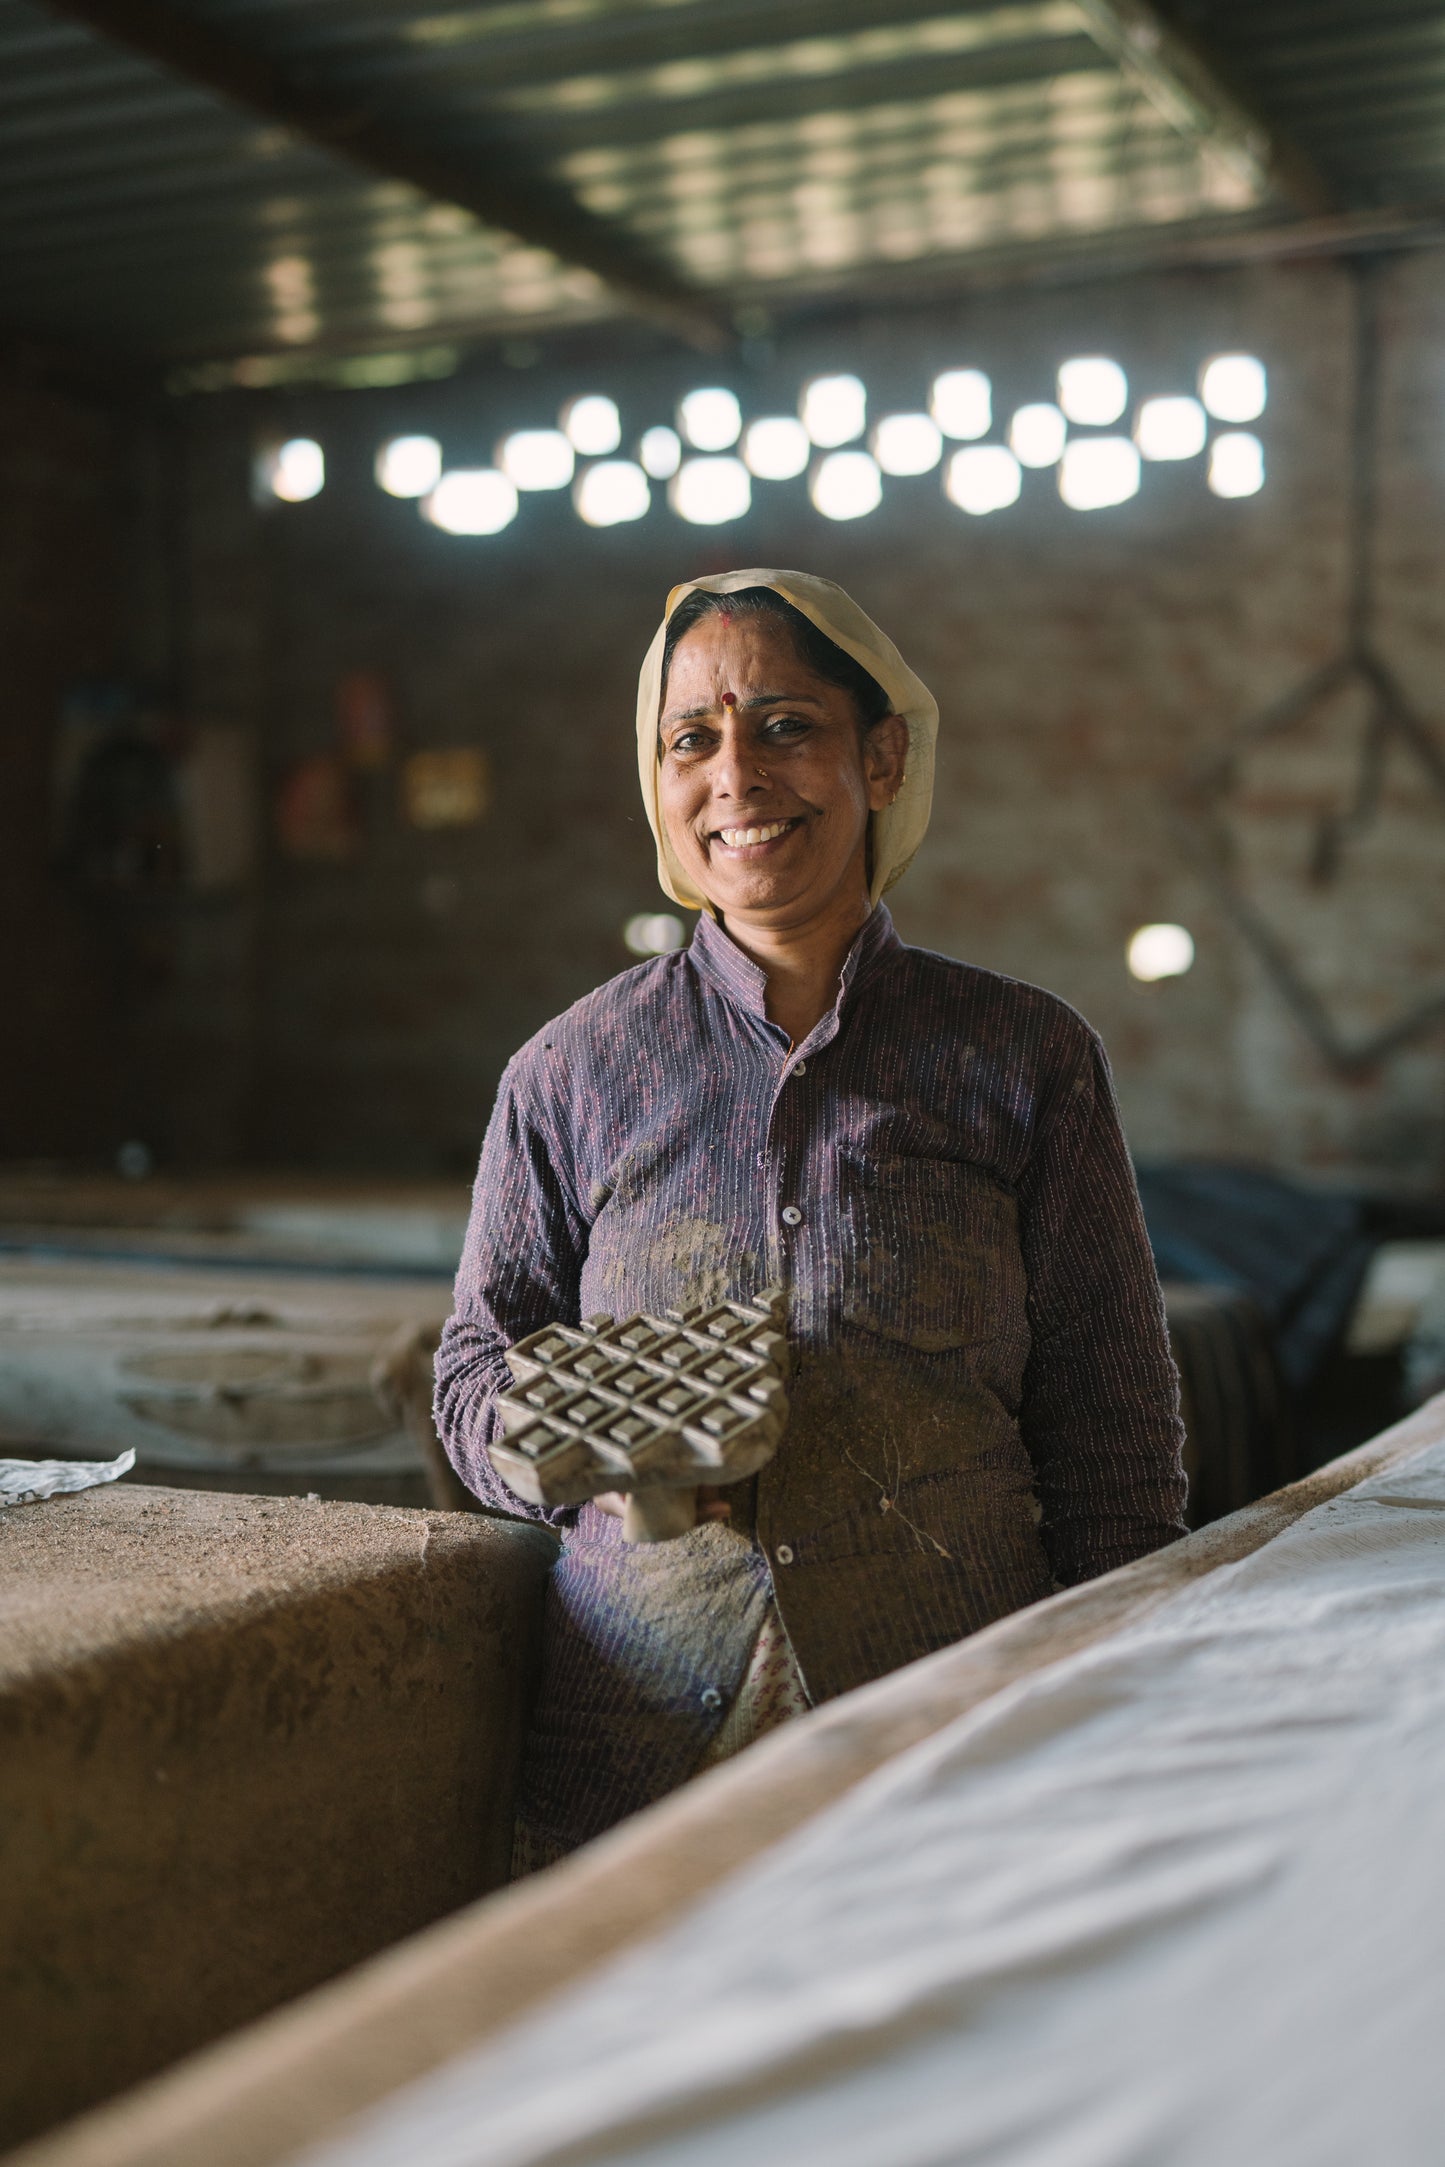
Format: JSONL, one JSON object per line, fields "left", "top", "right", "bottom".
{"left": 434, "top": 1059, "right": 587, "bottom": 1525}
{"left": 1017, "top": 1030, "right": 1188, "bottom": 1583}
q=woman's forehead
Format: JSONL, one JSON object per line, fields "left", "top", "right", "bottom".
{"left": 663, "top": 611, "right": 829, "bottom": 703}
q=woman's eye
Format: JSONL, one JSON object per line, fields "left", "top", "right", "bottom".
{"left": 763, "top": 714, "right": 808, "bottom": 739}
{"left": 670, "top": 730, "right": 711, "bottom": 754}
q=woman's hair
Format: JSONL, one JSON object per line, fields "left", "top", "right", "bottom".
{"left": 660, "top": 586, "right": 893, "bottom": 737}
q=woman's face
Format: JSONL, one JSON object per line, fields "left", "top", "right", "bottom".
{"left": 658, "top": 612, "right": 907, "bottom": 929}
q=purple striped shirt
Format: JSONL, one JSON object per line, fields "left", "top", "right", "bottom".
{"left": 437, "top": 904, "right": 1187, "bottom": 1854}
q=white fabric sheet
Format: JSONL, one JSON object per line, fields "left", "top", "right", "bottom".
{"left": 304, "top": 1418, "right": 1445, "bottom": 2167}
{"left": 0, "top": 1448, "right": 134, "bottom": 1507}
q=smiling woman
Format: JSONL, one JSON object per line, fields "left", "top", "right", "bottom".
{"left": 436, "top": 568, "right": 1188, "bottom": 1874}
{"left": 652, "top": 586, "right": 906, "bottom": 1044}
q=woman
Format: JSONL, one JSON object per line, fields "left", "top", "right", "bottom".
{"left": 436, "top": 568, "right": 1187, "bottom": 1870}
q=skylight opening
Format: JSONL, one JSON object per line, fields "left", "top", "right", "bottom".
{"left": 1008, "top": 403, "right": 1067, "bottom": 469}
{"left": 497, "top": 429, "right": 574, "bottom": 491}
{"left": 263, "top": 438, "right": 325, "bottom": 502}
{"left": 944, "top": 445, "right": 1021, "bottom": 515}
{"left": 1200, "top": 354, "right": 1267, "bottom": 424}
{"left": 639, "top": 426, "right": 683, "bottom": 479}
{"left": 810, "top": 449, "right": 883, "bottom": 520}
{"left": 677, "top": 388, "right": 743, "bottom": 451}
{"left": 1057, "top": 356, "right": 1128, "bottom": 427}
{"left": 669, "top": 456, "right": 751, "bottom": 524}
{"left": 1058, "top": 436, "right": 1140, "bottom": 510}
{"left": 742, "top": 417, "right": 811, "bottom": 480}
{"left": 800, "top": 374, "right": 867, "bottom": 448}
{"left": 929, "top": 369, "right": 991, "bottom": 440}
{"left": 1208, "top": 432, "right": 1265, "bottom": 498}
{"left": 422, "top": 469, "right": 518, "bottom": 535}
{"left": 871, "top": 413, "right": 943, "bottom": 476}
{"left": 561, "top": 394, "right": 622, "bottom": 456}
{"left": 574, "top": 460, "right": 651, "bottom": 527}
{"left": 1134, "top": 397, "right": 1207, "bottom": 462}
{"left": 375, "top": 435, "right": 442, "bottom": 498}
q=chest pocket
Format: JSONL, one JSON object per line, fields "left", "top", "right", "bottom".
{"left": 839, "top": 1153, "right": 1025, "bottom": 1353}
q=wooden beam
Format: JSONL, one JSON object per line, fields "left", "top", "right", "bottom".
{"left": 1074, "top": 0, "right": 1337, "bottom": 218}
{"left": 40, "top": 0, "right": 730, "bottom": 350}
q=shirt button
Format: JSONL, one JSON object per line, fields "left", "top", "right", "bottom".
{"left": 699, "top": 1686, "right": 723, "bottom": 1712}
{"left": 774, "top": 1543, "right": 795, "bottom": 1565}
{"left": 793, "top": 1060, "right": 807, "bottom": 1077}
{"left": 781, "top": 1204, "right": 803, "bottom": 1227}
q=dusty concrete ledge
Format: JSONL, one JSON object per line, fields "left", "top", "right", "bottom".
{"left": 0, "top": 1484, "right": 557, "bottom": 2152}
{"left": 14, "top": 1393, "right": 1442, "bottom": 2167}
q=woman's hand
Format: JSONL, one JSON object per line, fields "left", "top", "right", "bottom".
{"left": 593, "top": 1486, "right": 731, "bottom": 1524}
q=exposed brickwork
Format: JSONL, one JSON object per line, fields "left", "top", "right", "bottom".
{"left": 0, "top": 360, "right": 129, "bottom": 1158}
{"left": 21, "top": 253, "right": 1445, "bottom": 1188}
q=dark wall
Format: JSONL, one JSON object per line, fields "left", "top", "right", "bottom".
{"left": 18, "top": 250, "right": 1445, "bottom": 1189}
{"left": 0, "top": 359, "right": 131, "bottom": 1159}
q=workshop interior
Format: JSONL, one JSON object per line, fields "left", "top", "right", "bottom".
{"left": 3, "top": 3, "right": 1445, "bottom": 2164}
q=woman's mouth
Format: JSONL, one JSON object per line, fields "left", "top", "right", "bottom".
{"left": 709, "top": 816, "right": 803, "bottom": 852}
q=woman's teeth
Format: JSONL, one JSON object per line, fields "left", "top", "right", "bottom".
{"left": 717, "top": 819, "right": 793, "bottom": 848}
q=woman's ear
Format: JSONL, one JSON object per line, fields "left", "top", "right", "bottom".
{"left": 864, "top": 713, "right": 910, "bottom": 810}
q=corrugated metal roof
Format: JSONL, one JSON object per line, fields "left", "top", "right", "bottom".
{"left": 0, "top": 0, "right": 1437, "bottom": 372}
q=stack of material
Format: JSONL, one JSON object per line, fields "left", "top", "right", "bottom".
{"left": 0, "top": 1258, "right": 449, "bottom": 1503}
{"left": 1162, "top": 1282, "right": 1292, "bottom": 1525}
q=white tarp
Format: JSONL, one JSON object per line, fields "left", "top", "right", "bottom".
{"left": 0, "top": 1449, "right": 134, "bottom": 1507}
{"left": 303, "top": 1411, "right": 1445, "bottom": 2167}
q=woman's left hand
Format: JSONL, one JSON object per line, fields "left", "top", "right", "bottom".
{"left": 593, "top": 1486, "right": 732, "bottom": 1524}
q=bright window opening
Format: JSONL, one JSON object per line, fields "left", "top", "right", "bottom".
{"left": 810, "top": 449, "right": 882, "bottom": 520}
{"left": 497, "top": 429, "right": 574, "bottom": 491}
{"left": 623, "top": 912, "right": 686, "bottom": 957}
{"left": 871, "top": 413, "right": 942, "bottom": 476}
{"left": 1127, "top": 923, "right": 1195, "bottom": 982}
{"left": 678, "top": 388, "right": 742, "bottom": 451}
{"left": 263, "top": 438, "right": 325, "bottom": 502}
{"left": 929, "top": 369, "right": 991, "bottom": 440}
{"left": 639, "top": 426, "right": 682, "bottom": 479}
{"left": 669, "top": 456, "right": 751, "bottom": 525}
{"left": 1008, "top": 403, "right": 1067, "bottom": 469}
{"left": 1057, "top": 356, "right": 1128, "bottom": 427}
{"left": 561, "top": 394, "right": 621, "bottom": 456}
{"left": 742, "top": 416, "right": 811, "bottom": 480}
{"left": 800, "top": 373, "right": 866, "bottom": 448}
{"left": 1200, "top": 354, "right": 1267, "bottom": 423}
{"left": 1135, "top": 397, "right": 1207, "bottom": 462}
{"left": 1208, "top": 431, "right": 1265, "bottom": 498}
{"left": 422, "top": 469, "right": 518, "bottom": 535}
{"left": 375, "top": 435, "right": 441, "bottom": 498}
{"left": 1059, "top": 436, "right": 1140, "bottom": 510}
{"left": 574, "top": 460, "right": 650, "bottom": 527}
{"left": 944, "top": 445, "right": 1021, "bottom": 515}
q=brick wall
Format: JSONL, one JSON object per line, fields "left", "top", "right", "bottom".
{"left": 109, "top": 254, "right": 1445, "bottom": 1187}
{"left": 0, "top": 360, "right": 130, "bottom": 1159}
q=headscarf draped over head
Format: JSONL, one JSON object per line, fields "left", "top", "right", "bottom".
{"left": 635, "top": 568, "right": 938, "bottom": 916}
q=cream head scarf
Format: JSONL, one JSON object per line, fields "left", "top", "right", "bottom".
{"left": 636, "top": 568, "right": 938, "bottom": 916}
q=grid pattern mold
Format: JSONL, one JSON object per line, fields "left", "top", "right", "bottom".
{"left": 489, "top": 1288, "right": 791, "bottom": 1508}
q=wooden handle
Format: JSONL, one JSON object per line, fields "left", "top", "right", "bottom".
{"left": 621, "top": 1487, "right": 699, "bottom": 1544}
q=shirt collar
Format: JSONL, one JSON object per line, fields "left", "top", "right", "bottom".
{"left": 688, "top": 903, "right": 901, "bottom": 1029}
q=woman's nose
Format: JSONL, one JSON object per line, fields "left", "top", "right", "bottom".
{"left": 710, "top": 721, "right": 767, "bottom": 801}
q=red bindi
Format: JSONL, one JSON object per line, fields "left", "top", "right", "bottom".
{"left": 721, "top": 691, "right": 738, "bottom": 708}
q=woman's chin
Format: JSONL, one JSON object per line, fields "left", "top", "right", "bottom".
{"left": 701, "top": 861, "right": 836, "bottom": 923}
